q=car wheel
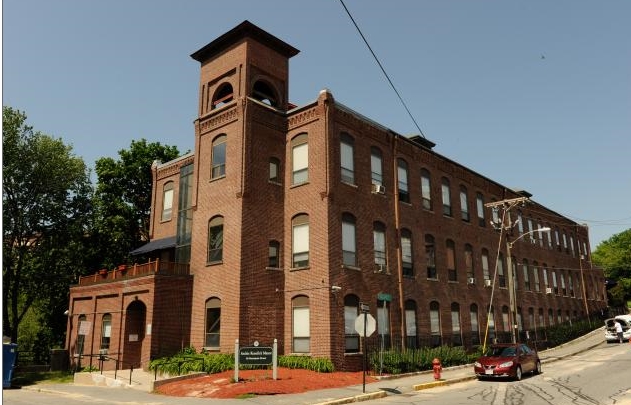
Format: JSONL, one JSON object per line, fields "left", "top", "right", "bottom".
{"left": 514, "top": 366, "right": 522, "bottom": 381}
{"left": 534, "top": 361, "right": 542, "bottom": 375}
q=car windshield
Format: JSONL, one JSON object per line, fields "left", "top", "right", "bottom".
{"left": 488, "top": 346, "right": 516, "bottom": 357}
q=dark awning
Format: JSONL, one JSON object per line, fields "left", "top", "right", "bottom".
{"left": 130, "top": 236, "right": 176, "bottom": 256}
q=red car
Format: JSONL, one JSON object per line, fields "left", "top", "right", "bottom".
{"left": 474, "top": 343, "right": 542, "bottom": 381}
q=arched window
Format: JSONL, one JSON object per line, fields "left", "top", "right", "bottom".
{"left": 161, "top": 181, "right": 174, "bottom": 221}
{"left": 342, "top": 213, "right": 357, "bottom": 267}
{"left": 292, "top": 214, "right": 309, "bottom": 268}
{"left": 340, "top": 133, "right": 355, "bottom": 185}
{"left": 207, "top": 216, "right": 224, "bottom": 263}
{"left": 212, "top": 83, "right": 234, "bottom": 109}
{"left": 205, "top": 298, "right": 221, "bottom": 349}
{"left": 252, "top": 80, "right": 278, "bottom": 107}
{"left": 344, "top": 295, "right": 360, "bottom": 353}
{"left": 502, "top": 306, "right": 510, "bottom": 332}
{"left": 101, "top": 314, "right": 112, "bottom": 350}
{"left": 291, "top": 134, "right": 308, "bottom": 185}
{"left": 498, "top": 252, "right": 506, "bottom": 288}
{"left": 292, "top": 296, "right": 310, "bottom": 353}
{"left": 211, "top": 134, "right": 227, "bottom": 179}
{"left": 523, "top": 259, "right": 531, "bottom": 291}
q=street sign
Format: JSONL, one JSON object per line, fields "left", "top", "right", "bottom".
{"left": 377, "top": 292, "right": 392, "bottom": 302}
{"left": 354, "top": 313, "right": 376, "bottom": 337}
{"left": 360, "top": 303, "right": 370, "bottom": 313}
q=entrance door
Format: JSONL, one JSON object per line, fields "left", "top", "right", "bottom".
{"left": 123, "top": 300, "right": 146, "bottom": 369}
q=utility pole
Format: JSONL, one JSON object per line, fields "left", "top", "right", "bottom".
{"left": 485, "top": 197, "right": 529, "bottom": 344}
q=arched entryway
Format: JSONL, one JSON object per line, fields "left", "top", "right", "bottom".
{"left": 123, "top": 300, "right": 146, "bottom": 368}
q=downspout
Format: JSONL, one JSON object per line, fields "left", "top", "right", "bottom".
{"left": 392, "top": 135, "right": 406, "bottom": 350}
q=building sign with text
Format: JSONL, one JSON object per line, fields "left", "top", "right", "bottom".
{"left": 238, "top": 346, "right": 273, "bottom": 365}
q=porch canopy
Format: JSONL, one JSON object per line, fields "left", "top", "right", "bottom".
{"left": 130, "top": 236, "right": 176, "bottom": 256}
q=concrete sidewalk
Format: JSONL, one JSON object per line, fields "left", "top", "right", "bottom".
{"left": 21, "top": 327, "right": 605, "bottom": 405}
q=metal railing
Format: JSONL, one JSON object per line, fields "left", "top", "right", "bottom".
{"left": 77, "top": 259, "right": 190, "bottom": 286}
{"left": 75, "top": 353, "right": 136, "bottom": 385}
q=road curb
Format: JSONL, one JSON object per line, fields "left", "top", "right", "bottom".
{"left": 313, "top": 390, "right": 388, "bottom": 405}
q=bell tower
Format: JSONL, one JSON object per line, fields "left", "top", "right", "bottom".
{"left": 190, "top": 20, "right": 299, "bottom": 116}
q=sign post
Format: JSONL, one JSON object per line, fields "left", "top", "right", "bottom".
{"left": 355, "top": 303, "right": 375, "bottom": 393}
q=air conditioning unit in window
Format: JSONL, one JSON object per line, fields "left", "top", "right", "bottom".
{"left": 371, "top": 184, "right": 385, "bottom": 194}
{"left": 468, "top": 277, "right": 475, "bottom": 285}
{"left": 545, "top": 287, "right": 553, "bottom": 294}
{"left": 484, "top": 279, "right": 492, "bottom": 287}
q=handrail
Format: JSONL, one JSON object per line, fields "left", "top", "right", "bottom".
{"left": 76, "top": 353, "right": 136, "bottom": 386}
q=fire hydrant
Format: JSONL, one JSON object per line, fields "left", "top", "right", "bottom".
{"left": 432, "top": 358, "right": 442, "bottom": 380}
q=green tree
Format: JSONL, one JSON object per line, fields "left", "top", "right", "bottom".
{"left": 92, "top": 139, "right": 180, "bottom": 269}
{"left": 592, "top": 229, "right": 631, "bottom": 308}
{"left": 2, "top": 106, "right": 93, "bottom": 344}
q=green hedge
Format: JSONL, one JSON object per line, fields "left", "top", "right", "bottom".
{"left": 369, "top": 345, "right": 478, "bottom": 375}
{"left": 148, "top": 347, "right": 334, "bottom": 375}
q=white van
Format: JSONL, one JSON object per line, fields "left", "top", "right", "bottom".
{"left": 604, "top": 315, "right": 631, "bottom": 343}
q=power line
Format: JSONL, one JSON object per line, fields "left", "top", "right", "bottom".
{"left": 337, "top": 0, "right": 426, "bottom": 138}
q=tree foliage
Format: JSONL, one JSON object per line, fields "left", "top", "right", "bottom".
{"left": 2, "top": 106, "right": 93, "bottom": 344}
{"left": 592, "top": 229, "right": 631, "bottom": 307}
{"left": 92, "top": 139, "right": 180, "bottom": 269}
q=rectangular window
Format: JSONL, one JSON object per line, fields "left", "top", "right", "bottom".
{"left": 482, "top": 251, "right": 490, "bottom": 281}
{"left": 421, "top": 170, "right": 432, "bottom": 210}
{"left": 205, "top": 304, "right": 221, "bottom": 348}
{"left": 292, "top": 143, "right": 308, "bottom": 185}
{"left": 523, "top": 263, "right": 531, "bottom": 291}
{"left": 268, "top": 241, "right": 280, "bottom": 268}
{"left": 344, "top": 305, "right": 359, "bottom": 352}
{"left": 476, "top": 193, "right": 485, "bottom": 226}
{"left": 373, "top": 225, "right": 386, "bottom": 268}
{"left": 533, "top": 266, "right": 540, "bottom": 292}
{"left": 162, "top": 186, "right": 174, "bottom": 221}
{"left": 498, "top": 255, "right": 506, "bottom": 288}
{"left": 441, "top": 179, "right": 452, "bottom": 216}
{"left": 293, "top": 306, "right": 310, "bottom": 353}
{"left": 465, "top": 246, "right": 474, "bottom": 279}
{"left": 401, "top": 233, "right": 413, "bottom": 277}
{"left": 397, "top": 160, "right": 410, "bottom": 203}
{"left": 340, "top": 137, "right": 354, "bottom": 184}
{"left": 342, "top": 220, "right": 356, "bottom": 267}
{"left": 211, "top": 136, "right": 226, "bottom": 179}
{"left": 371, "top": 148, "right": 383, "bottom": 186}
{"left": 207, "top": 218, "right": 223, "bottom": 263}
{"left": 426, "top": 238, "right": 437, "bottom": 279}
{"left": 451, "top": 308, "right": 462, "bottom": 346}
{"left": 447, "top": 241, "right": 457, "bottom": 282}
{"left": 460, "top": 188, "right": 469, "bottom": 222}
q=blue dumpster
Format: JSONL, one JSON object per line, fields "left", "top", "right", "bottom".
{"left": 3, "top": 343, "right": 17, "bottom": 388}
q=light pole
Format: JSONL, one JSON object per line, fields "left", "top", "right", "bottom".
{"left": 506, "top": 227, "right": 551, "bottom": 343}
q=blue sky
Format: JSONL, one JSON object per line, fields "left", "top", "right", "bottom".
{"left": 3, "top": 0, "right": 630, "bottom": 249}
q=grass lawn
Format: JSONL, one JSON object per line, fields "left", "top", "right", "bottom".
{"left": 11, "top": 370, "right": 74, "bottom": 387}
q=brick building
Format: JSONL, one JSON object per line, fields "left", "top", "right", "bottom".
{"left": 66, "top": 21, "right": 607, "bottom": 371}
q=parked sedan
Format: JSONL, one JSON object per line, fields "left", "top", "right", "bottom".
{"left": 474, "top": 343, "right": 542, "bottom": 381}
